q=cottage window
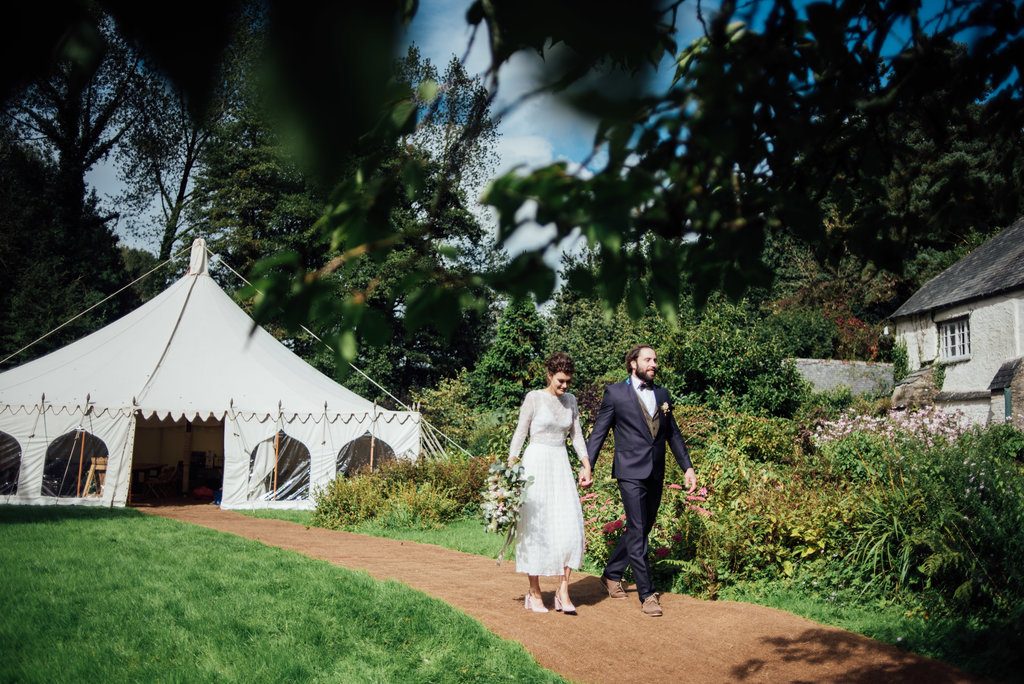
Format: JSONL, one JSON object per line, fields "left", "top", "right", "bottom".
{"left": 938, "top": 317, "right": 971, "bottom": 361}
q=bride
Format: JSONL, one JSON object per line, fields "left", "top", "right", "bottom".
{"left": 508, "top": 352, "right": 593, "bottom": 614}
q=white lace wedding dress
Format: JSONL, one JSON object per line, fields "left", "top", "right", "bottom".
{"left": 508, "top": 389, "right": 587, "bottom": 576}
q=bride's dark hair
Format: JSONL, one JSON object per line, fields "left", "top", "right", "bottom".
{"left": 545, "top": 352, "right": 574, "bottom": 376}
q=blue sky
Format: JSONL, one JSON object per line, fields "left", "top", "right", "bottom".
{"left": 402, "top": 0, "right": 703, "bottom": 175}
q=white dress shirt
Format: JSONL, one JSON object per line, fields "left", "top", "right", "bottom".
{"left": 631, "top": 375, "right": 657, "bottom": 417}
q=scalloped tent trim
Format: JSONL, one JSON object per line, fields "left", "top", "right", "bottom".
{"left": 0, "top": 239, "right": 422, "bottom": 508}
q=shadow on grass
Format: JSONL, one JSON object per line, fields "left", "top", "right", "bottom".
{"left": 730, "top": 628, "right": 973, "bottom": 683}
{"left": 0, "top": 504, "right": 142, "bottom": 524}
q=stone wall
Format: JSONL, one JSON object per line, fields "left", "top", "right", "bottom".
{"left": 793, "top": 358, "right": 895, "bottom": 396}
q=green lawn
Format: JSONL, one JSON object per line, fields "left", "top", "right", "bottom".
{"left": 720, "top": 581, "right": 1022, "bottom": 682}
{"left": 245, "top": 509, "right": 1016, "bottom": 682}
{"left": 0, "top": 506, "right": 563, "bottom": 684}
{"left": 238, "top": 510, "right": 507, "bottom": 558}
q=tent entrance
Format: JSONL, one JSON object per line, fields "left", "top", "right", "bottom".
{"left": 130, "top": 415, "right": 225, "bottom": 502}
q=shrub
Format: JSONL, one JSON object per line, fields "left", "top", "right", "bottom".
{"left": 812, "top": 405, "right": 968, "bottom": 448}
{"left": 761, "top": 306, "right": 837, "bottom": 359}
{"left": 666, "top": 297, "right": 810, "bottom": 417}
{"left": 313, "top": 456, "right": 490, "bottom": 529}
{"left": 469, "top": 298, "right": 546, "bottom": 411}
{"left": 380, "top": 482, "right": 462, "bottom": 528}
{"left": 795, "top": 386, "right": 855, "bottom": 424}
{"left": 891, "top": 339, "right": 909, "bottom": 382}
{"left": 410, "top": 371, "right": 480, "bottom": 449}
{"left": 846, "top": 425, "right": 1024, "bottom": 619}
{"left": 312, "top": 475, "right": 388, "bottom": 529}
{"left": 816, "top": 431, "right": 892, "bottom": 481}
{"left": 716, "top": 412, "right": 799, "bottom": 464}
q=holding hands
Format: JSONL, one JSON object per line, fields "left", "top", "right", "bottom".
{"left": 578, "top": 465, "right": 593, "bottom": 489}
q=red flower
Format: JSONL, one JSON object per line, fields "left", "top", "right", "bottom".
{"left": 672, "top": 533, "right": 683, "bottom": 543}
{"left": 668, "top": 483, "right": 683, "bottom": 490}
{"left": 602, "top": 519, "right": 624, "bottom": 534}
{"left": 654, "top": 547, "right": 670, "bottom": 559}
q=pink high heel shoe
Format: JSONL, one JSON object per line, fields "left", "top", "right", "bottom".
{"left": 554, "top": 593, "right": 577, "bottom": 615}
{"left": 524, "top": 593, "right": 549, "bottom": 613}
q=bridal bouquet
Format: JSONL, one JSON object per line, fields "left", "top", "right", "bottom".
{"left": 481, "top": 458, "right": 533, "bottom": 564}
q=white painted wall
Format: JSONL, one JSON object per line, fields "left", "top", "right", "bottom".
{"left": 894, "top": 289, "right": 1024, "bottom": 425}
{"left": 941, "top": 398, "right": 992, "bottom": 425}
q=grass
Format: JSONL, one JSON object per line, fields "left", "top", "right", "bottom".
{"left": 721, "top": 580, "right": 1023, "bottom": 682}
{"left": 246, "top": 508, "right": 1018, "bottom": 681}
{"left": 0, "top": 505, "right": 563, "bottom": 684}
{"left": 238, "top": 510, "right": 509, "bottom": 559}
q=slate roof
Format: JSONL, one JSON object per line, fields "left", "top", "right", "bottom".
{"left": 989, "top": 358, "right": 1023, "bottom": 391}
{"left": 891, "top": 217, "right": 1024, "bottom": 318}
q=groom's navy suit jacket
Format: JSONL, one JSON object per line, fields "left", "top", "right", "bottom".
{"left": 585, "top": 379, "right": 692, "bottom": 480}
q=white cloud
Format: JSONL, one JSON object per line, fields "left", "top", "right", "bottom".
{"left": 494, "top": 134, "right": 554, "bottom": 173}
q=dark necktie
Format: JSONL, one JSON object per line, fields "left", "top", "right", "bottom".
{"left": 638, "top": 381, "right": 652, "bottom": 391}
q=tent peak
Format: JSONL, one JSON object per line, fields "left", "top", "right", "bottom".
{"left": 188, "top": 239, "right": 209, "bottom": 275}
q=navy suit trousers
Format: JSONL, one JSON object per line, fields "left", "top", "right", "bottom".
{"left": 604, "top": 475, "right": 664, "bottom": 603}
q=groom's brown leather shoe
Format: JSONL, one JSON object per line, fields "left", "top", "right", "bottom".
{"left": 641, "top": 594, "right": 663, "bottom": 617}
{"left": 602, "top": 575, "right": 627, "bottom": 599}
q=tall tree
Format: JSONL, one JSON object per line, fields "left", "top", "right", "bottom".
{"left": 2, "top": 13, "right": 139, "bottom": 240}
{"left": 116, "top": 7, "right": 252, "bottom": 262}
{"left": 0, "top": 132, "right": 125, "bottom": 366}
{"left": 0, "top": 11, "right": 135, "bottom": 364}
{"left": 470, "top": 298, "right": 546, "bottom": 411}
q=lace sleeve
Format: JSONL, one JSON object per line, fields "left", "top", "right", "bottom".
{"left": 508, "top": 391, "right": 535, "bottom": 461}
{"left": 568, "top": 394, "right": 589, "bottom": 466}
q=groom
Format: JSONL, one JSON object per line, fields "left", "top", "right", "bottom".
{"left": 585, "top": 344, "right": 697, "bottom": 617}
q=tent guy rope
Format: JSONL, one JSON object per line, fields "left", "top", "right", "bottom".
{"left": 0, "top": 247, "right": 190, "bottom": 367}
{"left": 208, "top": 246, "right": 479, "bottom": 458}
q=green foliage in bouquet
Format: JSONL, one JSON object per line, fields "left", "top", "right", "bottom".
{"left": 481, "top": 458, "right": 534, "bottom": 562}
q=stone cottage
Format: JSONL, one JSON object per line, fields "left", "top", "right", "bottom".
{"left": 889, "top": 217, "right": 1024, "bottom": 427}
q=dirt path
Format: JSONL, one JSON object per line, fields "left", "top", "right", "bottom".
{"left": 147, "top": 505, "right": 978, "bottom": 684}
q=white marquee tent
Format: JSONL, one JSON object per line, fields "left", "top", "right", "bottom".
{"left": 0, "top": 239, "right": 421, "bottom": 509}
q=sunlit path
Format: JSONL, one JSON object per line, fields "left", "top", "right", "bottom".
{"left": 149, "top": 505, "right": 977, "bottom": 684}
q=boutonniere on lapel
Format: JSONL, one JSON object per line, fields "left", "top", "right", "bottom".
{"left": 660, "top": 402, "right": 671, "bottom": 416}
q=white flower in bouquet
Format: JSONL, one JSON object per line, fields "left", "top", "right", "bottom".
{"left": 481, "top": 458, "right": 533, "bottom": 563}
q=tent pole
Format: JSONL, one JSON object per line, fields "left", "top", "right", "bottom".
{"left": 76, "top": 429, "right": 86, "bottom": 497}
{"left": 273, "top": 431, "right": 280, "bottom": 500}
{"left": 369, "top": 402, "right": 377, "bottom": 472}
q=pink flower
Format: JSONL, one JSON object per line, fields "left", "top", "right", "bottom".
{"left": 687, "top": 504, "right": 713, "bottom": 518}
{"left": 672, "top": 533, "right": 683, "bottom": 543}
{"left": 668, "top": 483, "right": 683, "bottom": 490}
{"left": 654, "top": 547, "right": 670, "bottom": 559}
